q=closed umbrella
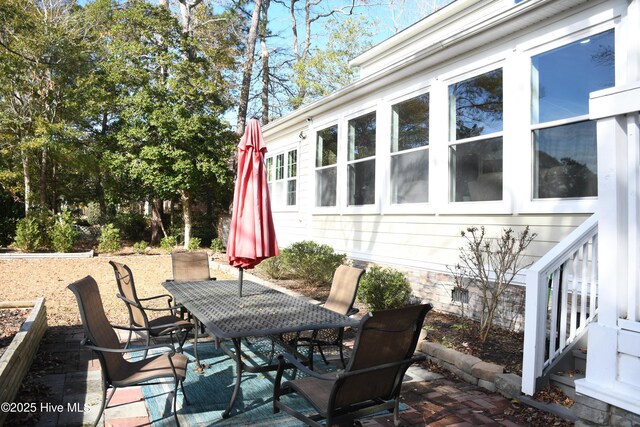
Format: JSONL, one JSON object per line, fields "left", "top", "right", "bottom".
{"left": 227, "top": 118, "right": 279, "bottom": 296}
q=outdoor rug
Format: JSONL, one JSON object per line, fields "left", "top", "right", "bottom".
{"left": 140, "top": 338, "right": 408, "bottom": 426}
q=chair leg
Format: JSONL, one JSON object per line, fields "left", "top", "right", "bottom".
{"left": 172, "top": 382, "right": 181, "bottom": 427}
{"left": 124, "top": 328, "right": 132, "bottom": 350}
{"left": 143, "top": 333, "right": 150, "bottom": 359}
{"left": 93, "top": 380, "right": 108, "bottom": 427}
{"left": 180, "top": 380, "right": 190, "bottom": 406}
{"left": 338, "top": 341, "right": 347, "bottom": 368}
{"left": 393, "top": 396, "right": 400, "bottom": 427}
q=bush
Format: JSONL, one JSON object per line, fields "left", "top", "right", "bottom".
{"left": 210, "top": 238, "right": 224, "bottom": 254}
{"left": 160, "top": 236, "right": 177, "bottom": 253}
{"left": 13, "top": 209, "right": 52, "bottom": 251}
{"left": 259, "top": 253, "right": 291, "bottom": 280}
{"left": 282, "top": 241, "right": 345, "bottom": 287}
{"left": 187, "top": 237, "right": 201, "bottom": 252}
{"left": 112, "top": 211, "right": 148, "bottom": 241}
{"left": 357, "top": 266, "right": 412, "bottom": 311}
{"left": 133, "top": 240, "right": 148, "bottom": 254}
{"left": 0, "top": 189, "right": 22, "bottom": 247}
{"left": 50, "top": 212, "right": 77, "bottom": 253}
{"left": 98, "top": 224, "right": 121, "bottom": 253}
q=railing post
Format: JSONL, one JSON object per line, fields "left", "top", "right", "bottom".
{"left": 522, "top": 267, "right": 549, "bottom": 395}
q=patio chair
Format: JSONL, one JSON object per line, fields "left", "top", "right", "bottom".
{"left": 170, "top": 251, "right": 216, "bottom": 282}
{"left": 68, "top": 276, "right": 189, "bottom": 427}
{"left": 292, "top": 265, "right": 364, "bottom": 368}
{"left": 109, "top": 260, "right": 193, "bottom": 357}
{"left": 273, "top": 303, "right": 432, "bottom": 427}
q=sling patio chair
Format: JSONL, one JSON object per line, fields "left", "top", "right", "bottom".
{"left": 109, "top": 260, "right": 193, "bottom": 358}
{"left": 288, "top": 265, "right": 364, "bottom": 368}
{"left": 170, "top": 251, "right": 216, "bottom": 333}
{"left": 170, "top": 251, "right": 216, "bottom": 282}
{"left": 273, "top": 303, "right": 433, "bottom": 427}
{"left": 68, "top": 276, "right": 189, "bottom": 427}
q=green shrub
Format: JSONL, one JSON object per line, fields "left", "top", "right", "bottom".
{"left": 160, "top": 236, "right": 177, "bottom": 253}
{"left": 259, "top": 253, "right": 291, "bottom": 280}
{"left": 113, "top": 211, "right": 148, "bottom": 240}
{"left": 210, "top": 238, "right": 224, "bottom": 254}
{"left": 0, "top": 189, "right": 22, "bottom": 247}
{"left": 13, "top": 209, "right": 52, "bottom": 251}
{"left": 50, "top": 212, "right": 77, "bottom": 252}
{"left": 98, "top": 224, "right": 121, "bottom": 253}
{"left": 187, "top": 237, "right": 201, "bottom": 252}
{"left": 133, "top": 240, "right": 148, "bottom": 254}
{"left": 357, "top": 265, "right": 412, "bottom": 311}
{"left": 282, "top": 241, "right": 345, "bottom": 287}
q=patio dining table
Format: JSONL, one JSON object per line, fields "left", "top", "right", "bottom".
{"left": 162, "top": 279, "right": 359, "bottom": 418}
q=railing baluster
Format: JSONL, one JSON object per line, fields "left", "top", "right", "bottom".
{"left": 590, "top": 235, "right": 598, "bottom": 320}
{"left": 549, "top": 266, "right": 561, "bottom": 365}
{"left": 580, "top": 242, "right": 589, "bottom": 330}
{"left": 570, "top": 251, "right": 578, "bottom": 339}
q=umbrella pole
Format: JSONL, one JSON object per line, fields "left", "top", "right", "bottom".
{"left": 238, "top": 267, "right": 243, "bottom": 297}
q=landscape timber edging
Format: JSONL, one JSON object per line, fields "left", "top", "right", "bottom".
{"left": 419, "top": 340, "right": 516, "bottom": 395}
{"left": 0, "top": 297, "right": 48, "bottom": 426}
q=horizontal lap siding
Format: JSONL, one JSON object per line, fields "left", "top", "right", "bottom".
{"left": 306, "top": 213, "right": 590, "bottom": 276}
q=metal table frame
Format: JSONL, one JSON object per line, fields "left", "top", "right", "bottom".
{"left": 163, "top": 279, "right": 358, "bottom": 418}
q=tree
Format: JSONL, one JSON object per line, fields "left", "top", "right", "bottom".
{"left": 103, "top": 0, "right": 237, "bottom": 249}
{"left": 0, "top": 0, "right": 93, "bottom": 215}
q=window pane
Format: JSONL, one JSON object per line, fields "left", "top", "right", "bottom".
{"left": 287, "top": 180, "right": 296, "bottom": 206}
{"left": 534, "top": 121, "right": 597, "bottom": 198}
{"left": 450, "top": 137, "right": 503, "bottom": 202}
{"left": 348, "top": 159, "right": 375, "bottom": 206}
{"left": 316, "top": 125, "right": 338, "bottom": 167}
{"left": 348, "top": 112, "right": 376, "bottom": 161}
{"left": 392, "top": 93, "right": 429, "bottom": 152}
{"left": 275, "top": 154, "right": 284, "bottom": 180}
{"left": 316, "top": 167, "right": 337, "bottom": 207}
{"left": 449, "top": 69, "right": 503, "bottom": 140}
{"left": 391, "top": 149, "right": 429, "bottom": 204}
{"left": 266, "top": 157, "right": 273, "bottom": 181}
{"left": 532, "top": 30, "right": 614, "bottom": 124}
{"left": 288, "top": 150, "right": 297, "bottom": 178}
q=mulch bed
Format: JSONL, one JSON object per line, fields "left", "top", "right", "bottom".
{"left": 0, "top": 308, "right": 30, "bottom": 359}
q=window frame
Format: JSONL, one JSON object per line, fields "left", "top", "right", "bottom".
{"left": 517, "top": 20, "right": 617, "bottom": 214}
{"left": 265, "top": 142, "right": 300, "bottom": 212}
{"left": 313, "top": 120, "right": 341, "bottom": 214}
{"left": 343, "top": 108, "right": 380, "bottom": 214}
{"left": 440, "top": 63, "right": 511, "bottom": 215}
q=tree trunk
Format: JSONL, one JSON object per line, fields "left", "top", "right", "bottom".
{"left": 150, "top": 198, "right": 166, "bottom": 245}
{"left": 180, "top": 190, "right": 193, "bottom": 249}
{"left": 236, "top": 0, "right": 262, "bottom": 136}
{"left": 260, "top": 0, "right": 270, "bottom": 124}
{"left": 39, "top": 146, "right": 49, "bottom": 211}
{"left": 21, "top": 151, "right": 31, "bottom": 216}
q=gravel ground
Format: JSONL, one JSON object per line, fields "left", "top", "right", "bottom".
{"left": 0, "top": 253, "right": 234, "bottom": 328}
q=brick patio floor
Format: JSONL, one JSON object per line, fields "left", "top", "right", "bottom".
{"left": 16, "top": 327, "right": 530, "bottom": 427}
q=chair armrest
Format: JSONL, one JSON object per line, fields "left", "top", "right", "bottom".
{"left": 138, "top": 294, "right": 174, "bottom": 302}
{"left": 338, "top": 354, "right": 426, "bottom": 379}
{"left": 112, "top": 324, "right": 152, "bottom": 332}
{"left": 80, "top": 338, "right": 176, "bottom": 355}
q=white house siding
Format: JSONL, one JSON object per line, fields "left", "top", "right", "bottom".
{"left": 262, "top": 0, "right": 628, "bottom": 327}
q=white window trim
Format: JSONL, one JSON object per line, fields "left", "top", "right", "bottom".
{"left": 341, "top": 107, "right": 381, "bottom": 215}
{"left": 267, "top": 142, "right": 300, "bottom": 213}
{"left": 439, "top": 62, "right": 512, "bottom": 215}
{"left": 516, "top": 18, "right": 617, "bottom": 215}
{"left": 382, "top": 86, "right": 436, "bottom": 215}
{"left": 311, "top": 119, "right": 342, "bottom": 215}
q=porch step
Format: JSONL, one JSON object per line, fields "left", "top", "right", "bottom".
{"left": 550, "top": 371, "right": 585, "bottom": 400}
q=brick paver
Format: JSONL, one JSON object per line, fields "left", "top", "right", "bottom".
{"left": 16, "top": 328, "right": 533, "bottom": 427}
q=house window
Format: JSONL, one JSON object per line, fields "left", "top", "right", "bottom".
{"left": 449, "top": 68, "right": 503, "bottom": 202}
{"left": 266, "top": 148, "right": 298, "bottom": 208}
{"left": 390, "top": 93, "right": 429, "bottom": 204}
{"left": 531, "top": 30, "right": 614, "bottom": 199}
{"left": 347, "top": 112, "right": 376, "bottom": 206}
{"left": 315, "top": 125, "right": 338, "bottom": 207}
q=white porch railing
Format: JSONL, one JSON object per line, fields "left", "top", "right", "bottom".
{"left": 521, "top": 214, "right": 599, "bottom": 395}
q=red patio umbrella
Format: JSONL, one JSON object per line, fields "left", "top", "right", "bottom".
{"left": 227, "top": 118, "right": 279, "bottom": 296}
